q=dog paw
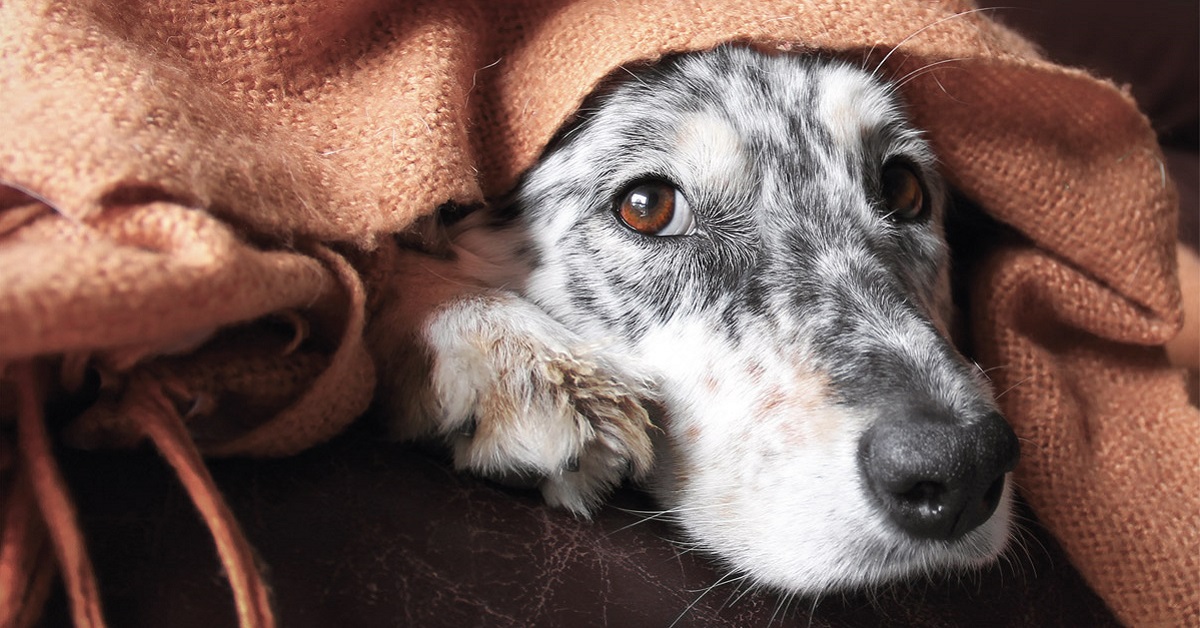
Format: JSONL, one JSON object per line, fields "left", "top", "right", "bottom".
{"left": 412, "top": 293, "right": 656, "bottom": 514}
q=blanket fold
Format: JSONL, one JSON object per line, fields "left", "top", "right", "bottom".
{"left": 1, "top": 0, "right": 1195, "bottom": 626}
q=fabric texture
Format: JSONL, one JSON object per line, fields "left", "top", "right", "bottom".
{"left": 0, "top": 0, "right": 1195, "bottom": 626}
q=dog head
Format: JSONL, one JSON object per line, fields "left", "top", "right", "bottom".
{"left": 486, "top": 46, "right": 1019, "bottom": 594}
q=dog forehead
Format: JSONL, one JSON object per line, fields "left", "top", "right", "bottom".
{"left": 814, "top": 65, "right": 902, "bottom": 150}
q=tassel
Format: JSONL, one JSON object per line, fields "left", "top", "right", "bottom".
{"left": 13, "top": 363, "right": 106, "bottom": 627}
{"left": 127, "top": 376, "right": 276, "bottom": 628}
{"left": 0, "top": 453, "right": 58, "bottom": 628}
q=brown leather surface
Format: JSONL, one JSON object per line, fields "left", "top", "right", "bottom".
{"left": 43, "top": 424, "right": 1118, "bottom": 627}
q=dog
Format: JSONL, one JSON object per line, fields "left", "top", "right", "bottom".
{"left": 369, "top": 44, "right": 1020, "bottom": 596}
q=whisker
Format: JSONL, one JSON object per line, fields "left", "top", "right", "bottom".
{"left": 995, "top": 376, "right": 1033, "bottom": 400}
{"left": 618, "top": 64, "right": 650, "bottom": 87}
{"left": 871, "top": 7, "right": 1006, "bottom": 80}
{"left": 1008, "top": 514, "right": 1054, "bottom": 565}
{"left": 767, "top": 590, "right": 791, "bottom": 627}
{"left": 670, "top": 571, "right": 750, "bottom": 628}
{"left": 608, "top": 504, "right": 691, "bottom": 534}
{"left": 926, "top": 70, "right": 966, "bottom": 104}
{"left": 888, "top": 57, "right": 968, "bottom": 94}
{"left": 974, "top": 362, "right": 1012, "bottom": 379}
{"left": 727, "top": 579, "right": 761, "bottom": 610}
{"left": 805, "top": 593, "right": 823, "bottom": 628}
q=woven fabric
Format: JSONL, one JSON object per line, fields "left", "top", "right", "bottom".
{"left": 0, "top": 0, "right": 1195, "bottom": 625}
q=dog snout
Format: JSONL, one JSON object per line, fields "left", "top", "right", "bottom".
{"left": 858, "top": 410, "right": 1020, "bottom": 541}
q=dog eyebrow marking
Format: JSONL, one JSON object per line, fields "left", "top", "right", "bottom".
{"left": 816, "top": 66, "right": 895, "bottom": 151}
{"left": 674, "top": 111, "right": 748, "bottom": 194}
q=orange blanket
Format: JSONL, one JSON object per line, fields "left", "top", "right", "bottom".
{"left": 1, "top": 1, "right": 1195, "bottom": 626}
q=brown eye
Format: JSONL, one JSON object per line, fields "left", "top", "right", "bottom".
{"left": 616, "top": 180, "right": 696, "bottom": 236}
{"left": 880, "top": 161, "right": 926, "bottom": 221}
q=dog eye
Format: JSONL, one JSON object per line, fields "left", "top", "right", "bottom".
{"left": 615, "top": 180, "right": 696, "bottom": 236}
{"left": 880, "top": 161, "right": 927, "bottom": 221}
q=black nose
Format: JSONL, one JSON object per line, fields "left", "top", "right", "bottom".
{"left": 859, "top": 411, "right": 1020, "bottom": 541}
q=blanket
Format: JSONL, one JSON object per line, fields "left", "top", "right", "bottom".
{"left": 0, "top": 1, "right": 1195, "bottom": 626}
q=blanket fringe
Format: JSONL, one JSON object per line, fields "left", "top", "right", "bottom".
{"left": 0, "top": 440, "right": 57, "bottom": 628}
{"left": 128, "top": 374, "right": 277, "bottom": 628}
{"left": 0, "top": 363, "right": 278, "bottom": 628}
{"left": 11, "top": 363, "right": 106, "bottom": 627}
